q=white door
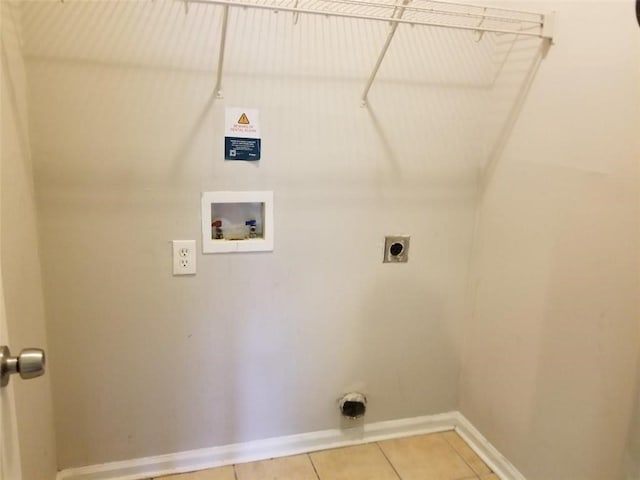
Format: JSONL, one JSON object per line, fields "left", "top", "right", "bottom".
{"left": 0, "top": 23, "right": 23, "bottom": 471}
{"left": 0, "top": 29, "right": 22, "bottom": 470}
{"left": 0, "top": 271, "right": 23, "bottom": 480}
{"left": 1, "top": 3, "right": 48, "bottom": 478}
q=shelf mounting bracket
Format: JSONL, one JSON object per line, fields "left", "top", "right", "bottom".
{"left": 361, "top": 0, "right": 411, "bottom": 107}
{"left": 541, "top": 11, "right": 556, "bottom": 44}
{"left": 214, "top": 5, "right": 230, "bottom": 98}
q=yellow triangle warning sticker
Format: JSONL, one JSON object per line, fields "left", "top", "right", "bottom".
{"left": 238, "top": 113, "right": 250, "bottom": 125}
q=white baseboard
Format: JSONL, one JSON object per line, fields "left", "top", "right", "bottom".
{"left": 452, "top": 412, "right": 526, "bottom": 480}
{"left": 57, "top": 411, "right": 525, "bottom": 480}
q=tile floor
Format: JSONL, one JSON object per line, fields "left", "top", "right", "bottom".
{"left": 153, "top": 431, "right": 499, "bottom": 480}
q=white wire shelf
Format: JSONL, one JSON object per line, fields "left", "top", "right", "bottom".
{"left": 191, "top": 0, "right": 548, "bottom": 36}
{"left": 185, "top": 0, "right": 556, "bottom": 103}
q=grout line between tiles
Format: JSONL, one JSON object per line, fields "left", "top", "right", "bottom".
{"left": 374, "top": 442, "right": 402, "bottom": 480}
{"left": 442, "top": 435, "right": 480, "bottom": 480}
{"left": 442, "top": 432, "right": 490, "bottom": 479}
{"left": 307, "top": 453, "right": 321, "bottom": 480}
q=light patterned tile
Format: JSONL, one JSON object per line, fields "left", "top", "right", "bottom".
{"left": 310, "top": 443, "right": 399, "bottom": 480}
{"left": 154, "top": 465, "right": 235, "bottom": 480}
{"left": 378, "top": 433, "right": 476, "bottom": 480}
{"left": 235, "top": 454, "right": 317, "bottom": 480}
{"left": 442, "top": 431, "right": 492, "bottom": 476}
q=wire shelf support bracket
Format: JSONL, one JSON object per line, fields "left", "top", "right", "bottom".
{"left": 541, "top": 11, "right": 556, "bottom": 43}
{"left": 361, "top": 0, "right": 411, "bottom": 107}
{"left": 214, "top": 4, "right": 230, "bottom": 99}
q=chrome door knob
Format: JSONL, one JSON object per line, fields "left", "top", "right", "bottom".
{"left": 0, "top": 345, "right": 46, "bottom": 387}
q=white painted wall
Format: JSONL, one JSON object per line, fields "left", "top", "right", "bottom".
{"left": 460, "top": 1, "right": 640, "bottom": 479}
{"left": 21, "top": 1, "right": 501, "bottom": 469}
{"left": 18, "top": 0, "right": 640, "bottom": 476}
{"left": 0, "top": 2, "right": 58, "bottom": 478}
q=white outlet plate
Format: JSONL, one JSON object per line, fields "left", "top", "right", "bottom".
{"left": 172, "top": 240, "right": 196, "bottom": 275}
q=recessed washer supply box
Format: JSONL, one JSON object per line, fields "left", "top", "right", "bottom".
{"left": 201, "top": 191, "right": 274, "bottom": 253}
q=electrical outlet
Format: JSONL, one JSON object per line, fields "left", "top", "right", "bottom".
{"left": 172, "top": 240, "right": 196, "bottom": 275}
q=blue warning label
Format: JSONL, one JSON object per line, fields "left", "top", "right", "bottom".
{"left": 225, "top": 137, "right": 261, "bottom": 161}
